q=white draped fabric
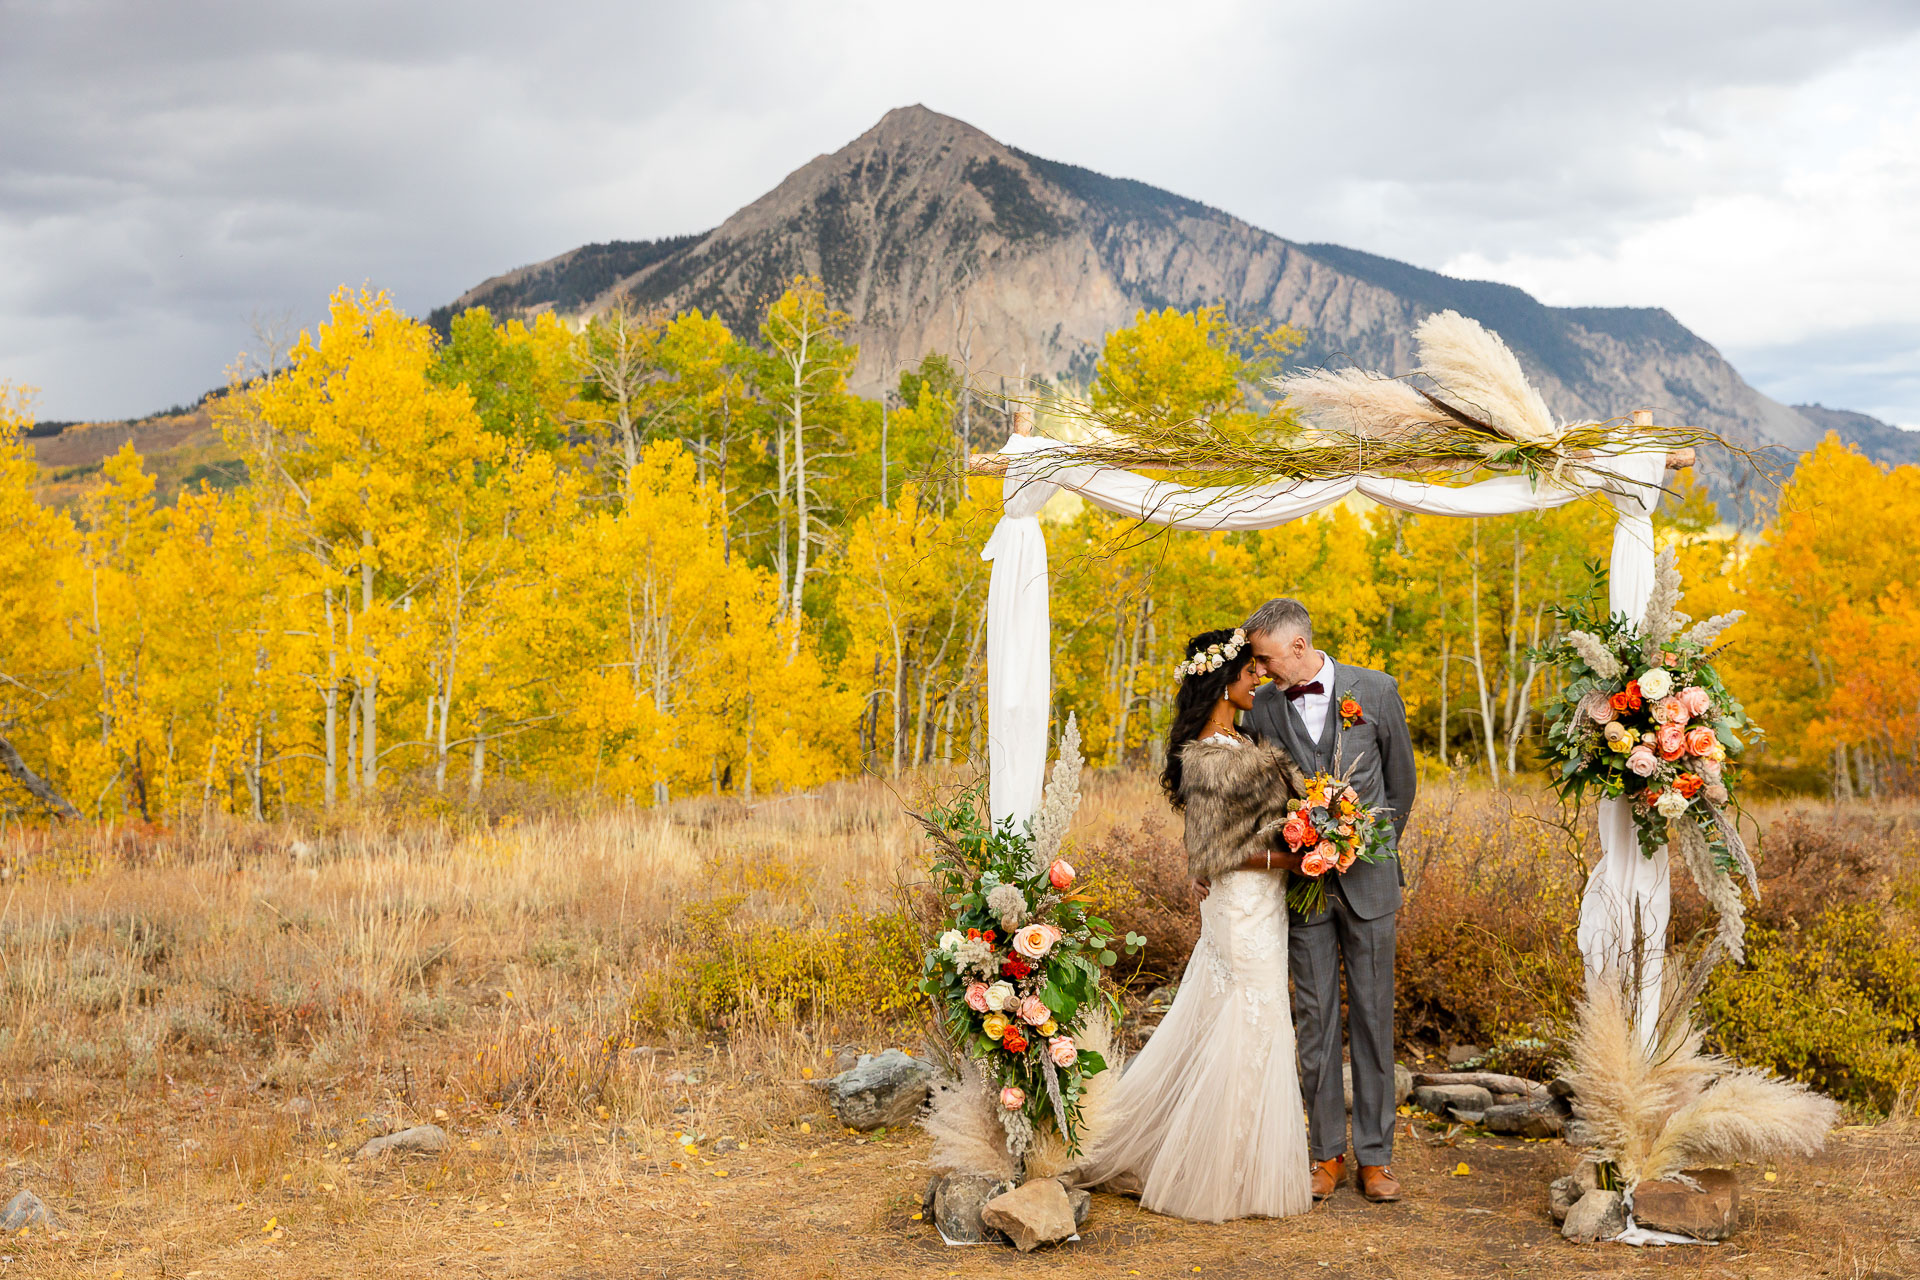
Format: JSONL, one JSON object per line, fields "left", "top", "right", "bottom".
{"left": 981, "top": 435, "right": 1673, "bottom": 1020}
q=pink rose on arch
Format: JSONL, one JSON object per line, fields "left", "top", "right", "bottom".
{"left": 964, "top": 982, "right": 990, "bottom": 1013}
{"left": 1698, "top": 756, "right": 1723, "bottom": 782}
{"left": 1656, "top": 725, "right": 1688, "bottom": 760}
{"left": 1581, "top": 691, "right": 1617, "bottom": 725}
{"left": 1626, "top": 746, "right": 1659, "bottom": 777}
{"left": 1017, "top": 995, "right": 1050, "bottom": 1027}
{"left": 1047, "top": 1036, "right": 1078, "bottom": 1068}
{"left": 1000, "top": 1086, "right": 1026, "bottom": 1110}
{"left": 1679, "top": 686, "right": 1712, "bottom": 718}
{"left": 1686, "top": 726, "right": 1720, "bottom": 758}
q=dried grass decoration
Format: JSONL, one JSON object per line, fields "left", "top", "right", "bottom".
{"left": 1567, "top": 981, "right": 1838, "bottom": 1198}
{"left": 1025, "top": 310, "right": 1727, "bottom": 487}
{"left": 917, "top": 715, "right": 1141, "bottom": 1176}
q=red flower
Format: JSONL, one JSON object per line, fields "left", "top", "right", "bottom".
{"left": 1001, "top": 1028, "right": 1029, "bottom": 1054}
{"left": 1000, "top": 957, "right": 1033, "bottom": 979}
{"left": 1609, "top": 680, "right": 1645, "bottom": 714}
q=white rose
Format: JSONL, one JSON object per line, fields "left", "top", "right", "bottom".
{"left": 937, "top": 930, "right": 965, "bottom": 954}
{"left": 1638, "top": 668, "right": 1674, "bottom": 701}
{"left": 984, "top": 981, "right": 1016, "bottom": 1012}
{"left": 1655, "top": 790, "right": 1690, "bottom": 818}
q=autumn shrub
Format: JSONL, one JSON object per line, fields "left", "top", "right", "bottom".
{"left": 1073, "top": 811, "right": 1201, "bottom": 986}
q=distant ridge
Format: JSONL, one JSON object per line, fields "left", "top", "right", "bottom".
{"left": 441, "top": 104, "right": 1918, "bottom": 472}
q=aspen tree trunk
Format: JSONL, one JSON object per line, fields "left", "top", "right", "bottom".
{"left": 786, "top": 324, "right": 812, "bottom": 653}
{"left": 360, "top": 529, "right": 378, "bottom": 797}
{"left": 322, "top": 587, "right": 339, "bottom": 810}
{"left": 1469, "top": 536, "right": 1501, "bottom": 788}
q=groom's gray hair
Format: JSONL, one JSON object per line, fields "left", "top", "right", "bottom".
{"left": 1244, "top": 598, "right": 1313, "bottom": 642}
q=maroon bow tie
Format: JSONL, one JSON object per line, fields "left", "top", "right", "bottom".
{"left": 1284, "top": 680, "right": 1324, "bottom": 702}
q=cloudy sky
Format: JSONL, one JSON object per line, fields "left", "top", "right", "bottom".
{"left": 5, "top": 0, "right": 1918, "bottom": 426}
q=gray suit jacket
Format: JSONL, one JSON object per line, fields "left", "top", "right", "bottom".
{"left": 1248, "top": 660, "right": 1416, "bottom": 922}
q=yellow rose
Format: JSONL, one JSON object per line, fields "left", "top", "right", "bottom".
{"left": 982, "top": 1013, "right": 1009, "bottom": 1040}
{"left": 1039, "top": 1019, "right": 1058, "bottom": 1037}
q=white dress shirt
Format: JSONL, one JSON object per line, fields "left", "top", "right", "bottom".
{"left": 1288, "top": 651, "right": 1337, "bottom": 745}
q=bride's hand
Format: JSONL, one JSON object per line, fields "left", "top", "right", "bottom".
{"left": 1192, "top": 877, "right": 1211, "bottom": 901}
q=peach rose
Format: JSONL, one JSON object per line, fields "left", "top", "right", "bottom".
{"left": 1626, "top": 746, "right": 1659, "bottom": 777}
{"left": 1653, "top": 696, "right": 1687, "bottom": 725}
{"left": 1001, "top": 1027, "right": 1029, "bottom": 1054}
{"left": 1048, "top": 1036, "right": 1078, "bottom": 1068}
{"left": 1656, "top": 725, "right": 1687, "bottom": 760}
{"left": 1679, "top": 686, "right": 1712, "bottom": 718}
{"left": 1000, "top": 1085, "right": 1025, "bottom": 1109}
{"left": 1581, "top": 691, "right": 1617, "bottom": 725}
{"left": 1686, "top": 726, "right": 1719, "bottom": 758}
{"left": 964, "top": 983, "right": 989, "bottom": 1013}
{"left": 1017, "top": 995, "right": 1050, "bottom": 1027}
{"left": 1280, "top": 816, "right": 1309, "bottom": 850}
{"left": 1012, "top": 924, "right": 1060, "bottom": 961}
{"left": 1335, "top": 848, "right": 1358, "bottom": 873}
{"left": 1048, "top": 859, "right": 1075, "bottom": 890}
{"left": 1300, "top": 849, "right": 1337, "bottom": 876}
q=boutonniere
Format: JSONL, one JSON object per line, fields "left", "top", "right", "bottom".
{"left": 1339, "top": 690, "right": 1364, "bottom": 729}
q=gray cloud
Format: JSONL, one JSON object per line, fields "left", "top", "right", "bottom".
{"left": 4, "top": 0, "right": 1919, "bottom": 424}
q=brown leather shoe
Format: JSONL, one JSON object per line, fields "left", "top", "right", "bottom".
{"left": 1359, "top": 1164, "right": 1402, "bottom": 1202}
{"left": 1309, "top": 1156, "right": 1346, "bottom": 1200}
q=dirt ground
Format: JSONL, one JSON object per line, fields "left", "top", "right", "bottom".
{"left": 7, "top": 1048, "right": 1915, "bottom": 1280}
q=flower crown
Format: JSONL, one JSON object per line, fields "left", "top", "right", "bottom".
{"left": 1175, "top": 629, "right": 1247, "bottom": 679}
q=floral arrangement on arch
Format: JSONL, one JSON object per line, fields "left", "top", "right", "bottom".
{"left": 917, "top": 716, "right": 1143, "bottom": 1164}
{"left": 1539, "top": 548, "right": 1761, "bottom": 959}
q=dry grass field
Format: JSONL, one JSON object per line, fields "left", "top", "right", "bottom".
{"left": 2, "top": 773, "right": 1915, "bottom": 1278}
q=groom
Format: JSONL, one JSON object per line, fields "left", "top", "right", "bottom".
{"left": 1244, "top": 598, "right": 1416, "bottom": 1204}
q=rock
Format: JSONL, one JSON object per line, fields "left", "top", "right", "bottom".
{"left": 353, "top": 1124, "right": 449, "bottom": 1161}
{"left": 1446, "top": 1044, "right": 1482, "bottom": 1067}
{"left": 1411, "top": 1071, "right": 1548, "bottom": 1099}
{"left": 1411, "top": 1083, "right": 1495, "bottom": 1118}
{"left": 980, "top": 1178, "right": 1078, "bottom": 1252}
{"left": 1632, "top": 1169, "right": 1740, "bottom": 1241}
{"left": 824, "top": 1049, "right": 932, "bottom": 1131}
{"left": 712, "top": 1137, "right": 742, "bottom": 1154}
{"left": 1, "top": 1190, "right": 57, "bottom": 1231}
{"left": 1453, "top": 1110, "right": 1487, "bottom": 1126}
{"left": 1548, "top": 1076, "right": 1578, "bottom": 1100}
{"left": 1481, "top": 1098, "right": 1566, "bottom": 1140}
{"left": 1562, "top": 1188, "right": 1626, "bottom": 1243}
{"left": 833, "top": 1046, "right": 862, "bottom": 1073}
{"left": 1548, "top": 1175, "right": 1582, "bottom": 1224}
{"left": 929, "top": 1172, "right": 1016, "bottom": 1244}
{"left": 1066, "top": 1185, "right": 1091, "bottom": 1230}
{"left": 1564, "top": 1118, "right": 1601, "bottom": 1149}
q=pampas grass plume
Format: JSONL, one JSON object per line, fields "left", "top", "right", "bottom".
{"left": 923, "top": 1052, "right": 1020, "bottom": 1180}
{"left": 1413, "top": 311, "right": 1560, "bottom": 444}
{"left": 1640, "top": 1071, "right": 1839, "bottom": 1185}
{"left": 1270, "top": 369, "right": 1446, "bottom": 441}
{"left": 1024, "top": 1011, "right": 1125, "bottom": 1179}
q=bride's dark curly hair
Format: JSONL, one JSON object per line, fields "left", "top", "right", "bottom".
{"left": 1160, "top": 627, "right": 1255, "bottom": 810}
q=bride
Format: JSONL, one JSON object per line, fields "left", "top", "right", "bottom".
{"left": 1075, "top": 626, "right": 1314, "bottom": 1221}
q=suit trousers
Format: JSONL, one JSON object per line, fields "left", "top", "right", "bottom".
{"left": 1289, "top": 879, "right": 1396, "bottom": 1166}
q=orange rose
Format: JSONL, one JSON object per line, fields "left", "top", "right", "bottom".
{"left": 1300, "top": 849, "right": 1337, "bottom": 876}
{"left": 1001, "top": 1027, "right": 1029, "bottom": 1054}
{"left": 1299, "top": 822, "right": 1321, "bottom": 848}
{"left": 1335, "top": 848, "right": 1358, "bottom": 873}
{"left": 1281, "top": 815, "right": 1309, "bottom": 850}
{"left": 1610, "top": 680, "right": 1644, "bottom": 713}
{"left": 1340, "top": 697, "right": 1363, "bottom": 722}
{"left": 1674, "top": 773, "right": 1704, "bottom": 798}
{"left": 1686, "top": 726, "right": 1719, "bottom": 759}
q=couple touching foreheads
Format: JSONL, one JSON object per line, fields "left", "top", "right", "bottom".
{"left": 1073, "top": 598, "right": 1417, "bottom": 1223}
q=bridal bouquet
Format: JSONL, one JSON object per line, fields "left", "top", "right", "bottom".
{"left": 1279, "top": 771, "right": 1394, "bottom": 916}
{"left": 1538, "top": 549, "right": 1762, "bottom": 958}
{"left": 917, "top": 723, "right": 1141, "bottom": 1157}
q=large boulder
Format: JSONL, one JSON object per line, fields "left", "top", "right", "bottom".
{"left": 353, "top": 1124, "right": 449, "bottom": 1161}
{"left": 1411, "top": 1083, "right": 1495, "bottom": 1119}
{"left": 981, "top": 1178, "right": 1078, "bottom": 1252}
{"left": 1548, "top": 1164, "right": 1600, "bottom": 1224}
{"left": 928, "top": 1173, "right": 1017, "bottom": 1244}
{"left": 824, "top": 1049, "right": 932, "bottom": 1131}
{"left": 1562, "top": 1188, "right": 1626, "bottom": 1243}
{"left": 1341, "top": 1062, "right": 1416, "bottom": 1110}
{"left": 1633, "top": 1169, "right": 1740, "bottom": 1241}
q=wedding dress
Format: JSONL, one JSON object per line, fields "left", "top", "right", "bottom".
{"left": 1075, "top": 734, "right": 1312, "bottom": 1222}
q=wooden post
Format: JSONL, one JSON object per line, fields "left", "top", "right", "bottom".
{"left": 966, "top": 404, "right": 1031, "bottom": 474}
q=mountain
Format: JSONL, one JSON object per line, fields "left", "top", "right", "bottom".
{"left": 440, "top": 105, "right": 1914, "bottom": 472}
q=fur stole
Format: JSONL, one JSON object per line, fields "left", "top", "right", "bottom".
{"left": 1177, "top": 737, "right": 1310, "bottom": 882}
